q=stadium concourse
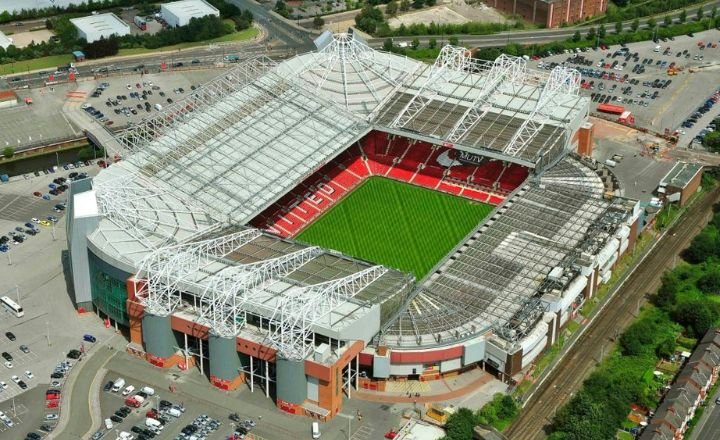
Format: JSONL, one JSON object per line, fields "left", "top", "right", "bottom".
{"left": 66, "top": 30, "right": 642, "bottom": 420}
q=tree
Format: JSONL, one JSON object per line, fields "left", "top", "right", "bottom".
{"left": 712, "top": 6, "right": 717, "bottom": 19}
{"left": 680, "top": 9, "right": 687, "bottom": 23}
{"left": 704, "top": 131, "right": 720, "bottom": 151}
{"left": 697, "top": 6, "right": 704, "bottom": 21}
{"left": 683, "top": 229, "right": 719, "bottom": 263}
{"left": 312, "top": 16, "right": 324, "bottom": 29}
{"left": 572, "top": 30, "right": 581, "bottom": 42}
{"left": 653, "top": 272, "right": 679, "bottom": 310}
{"left": 78, "top": 145, "right": 104, "bottom": 161}
{"left": 647, "top": 17, "right": 656, "bottom": 30}
{"left": 656, "top": 337, "right": 675, "bottom": 359}
{"left": 425, "top": 0, "right": 437, "bottom": 5}
{"left": 673, "top": 300, "right": 718, "bottom": 337}
{"left": 615, "top": 21, "right": 622, "bottom": 34}
{"left": 586, "top": 27, "right": 596, "bottom": 41}
{"left": 386, "top": 0, "right": 398, "bottom": 16}
{"left": 354, "top": 5, "right": 384, "bottom": 34}
{"left": 428, "top": 37, "right": 437, "bottom": 49}
{"left": 383, "top": 38, "right": 393, "bottom": 51}
{"left": 411, "top": 37, "right": 420, "bottom": 49}
{"left": 697, "top": 271, "right": 720, "bottom": 294}
{"left": 664, "top": 15, "right": 672, "bottom": 27}
{"left": 448, "top": 35, "right": 458, "bottom": 46}
{"left": 444, "top": 408, "right": 475, "bottom": 440}
{"left": 412, "top": 0, "right": 424, "bottom": 9}
{"left": 598, "top": 24, "right": 606, "bottom": 39}
{"left": 400, "top": 0, "right": 410, "bottom": 11}
{"left": 631, "top": 19, "right": 639, "bottom": 32}
{"left": 497, "top": 395, "right": 518, "bottom": 420}
{"left": 274, "top": 0, "right": 291, "bottom": 18}
{"left": 2, "top": 147, "right": 13, "bottom": 158}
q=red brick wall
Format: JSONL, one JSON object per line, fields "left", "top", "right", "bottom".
{"left": 490, "top": 0, "right": 608, "bottom": 27}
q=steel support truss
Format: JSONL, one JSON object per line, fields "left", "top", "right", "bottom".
{"left": 197, "top": 247, "right": 323, "bottom": 338}
{"left": 295, "top": 32, "right": 419, "bottom": 114}
{"left": 389, "top": 45, "right": 477, "bottom": 129}
{"left": 93, "top": 173, "right": 218, "bottom": 250}
{"left": 503, "top": 65, "right": 581, "bottom": 158}
{"left": 136, "top": 229, "right": 262, "bottom": 316}
{"left": 268, "top": 266, "right": 389, "bottom": 361}
{"left": 116, "top": 55, "right": 277, "bottom": 154}
{"left": 445, "top": 54, "right": 527, "bottom": 143}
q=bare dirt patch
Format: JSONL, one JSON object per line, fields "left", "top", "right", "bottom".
{"left": 388, "top": 0, "right": 508, "bottom": 28}
{"left": 7, "top": 29, "right": 54, "bottom": 48}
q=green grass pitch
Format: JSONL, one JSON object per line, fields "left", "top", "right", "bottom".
{"left": 296, "top": 177, "right": 494, "bottom": 279}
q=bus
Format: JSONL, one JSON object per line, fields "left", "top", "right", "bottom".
{"left": 1, "top": 296, "right": 23, "bottom": 318}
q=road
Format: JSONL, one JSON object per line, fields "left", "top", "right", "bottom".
{"left": 226, "top": 0, "right": 316, "bottom": 50}
{"left": 52, "top": 346, "right": 116, "bottom": 440}
{"left": 689, "top": 392, "right": 720, "bottom": 439}
{"left": 505, "top": 186, "right": 720, "bottom": 440}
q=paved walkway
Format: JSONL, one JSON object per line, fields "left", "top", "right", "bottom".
{"left": 353, "top": 368, "right": 495, "bottom": 404}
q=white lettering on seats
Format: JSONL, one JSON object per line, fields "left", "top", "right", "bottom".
{"left": 318, "top": 183, "right": 335, "bottom": 195}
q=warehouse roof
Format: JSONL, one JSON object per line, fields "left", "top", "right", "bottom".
{"left": 0, "top": 30, "right": 13, "bottom": 50}
{"left": 70, "top": 13, "right": 130, "bottom": 37}
{"left": 161, "top": 0, "right": 220, "bottom": 18}
{"left": 659, "top": 161, "right": 703, "bottom": 189}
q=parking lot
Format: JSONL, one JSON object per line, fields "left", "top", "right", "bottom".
{"left": 532, "top": 29, "right": 720, "bottom": 142}
{"left": 0, "top": 170, "right": 115, "bottom": 440}
{"left": 0, "top": 163, "right": 100, "bottom": 258}
{"left": 77, "top": 69, "right": 227, "bottom": 130}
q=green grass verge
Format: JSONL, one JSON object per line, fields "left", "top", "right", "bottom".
{"left": 296, "top": 177, "right": 493, "bottom": 279}
{"left": 118, "top": 27, "right": 259, "bottom": 55}
{"left": 617, "top": 430, "right": 634, "bottom": 440}
{"left": 0, "top": 27, "right": 258, "bottom": 75}
{"left": 0, "top": 54, "right": 73, "bottom": 76}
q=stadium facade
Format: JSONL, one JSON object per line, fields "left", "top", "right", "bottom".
{"left": 66, "top": 31, "right": 641, "bottom": 419}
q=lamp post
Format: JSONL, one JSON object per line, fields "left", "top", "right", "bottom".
{"left": 337, "top": 413, "right": 353, "bottom": 440}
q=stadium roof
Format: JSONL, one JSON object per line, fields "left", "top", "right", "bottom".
{"left": 278, "top": 30, "right": 421, "bottom": 117}
{"left": 379, "top": 157, "right": 612, "bottom": 348}
{"left": 87, "top": 34, "right": 592, "bottom": 359}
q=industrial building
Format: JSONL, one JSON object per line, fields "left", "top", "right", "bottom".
{"left": 70, "top": 13, "right": 131, "bottom": 43}
{"left": 657, "top": 162, "right": 703, "bottom": 207}
{"left": 0, "top": 30, "right": 13, "bottom": 50}
{"left": 160, "top": 0, "right": 221, "bottom": 27}
{"left": 67, "top": 31, "right": 641, "bottom": 420}
{"left": 489, "top": 0, "right": 608, "bottom": 27}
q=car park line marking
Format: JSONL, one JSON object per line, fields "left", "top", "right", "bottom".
{"left": 651, "top": 72, "right": 694, "bottom": 127}
{"left": 351, "top": 425, "right": 373, "bottom": 440}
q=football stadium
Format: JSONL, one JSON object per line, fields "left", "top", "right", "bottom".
{"left": 66, "top": 31, "right": 642, "bottom": 419}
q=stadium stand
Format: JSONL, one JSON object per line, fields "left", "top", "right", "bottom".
{"left": 251, "top": 131, "right": 526, "bottom": 238}
{"left": 69, "top": 32, "right": 648, "bottom": 420}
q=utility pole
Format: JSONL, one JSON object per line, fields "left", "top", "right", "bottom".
{"left": 15, "top": 285, "right": 20, "bottom": 307}
{"left": 46, "top": 321, "right": 51, "bottom": 346}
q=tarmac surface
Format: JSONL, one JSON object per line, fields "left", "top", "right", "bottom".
{"left": 506, "top": 185, "right": 720, "bottom": 440}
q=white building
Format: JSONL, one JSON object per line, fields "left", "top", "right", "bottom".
{"left": 70, "top": 13, "right": 131, "bottom": 44}
{"left": 160, "top": 0, "right": 220, "bottom": 27}
{"left": 0, "top": 30, "right": 13, "bottom": 50}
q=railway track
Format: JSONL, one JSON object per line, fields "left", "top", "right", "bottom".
{"left": 506, "top": 186, "right": 720, "bottom": 440}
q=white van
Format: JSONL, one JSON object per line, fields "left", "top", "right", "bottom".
{"left": 104, "top": 418, "right": 113, "bottom": 429}
{"left": 154, "top": 103, "right": 163, "bottom": 111}
{"left": 145, "top": 417, "right": 163, "bottom": 430}
{"left": 111, "top": 378, "right": 125, "bottom": 392}
{"left": 167, "top": 407, "right": 182, "bottom": 418}
{"left": 122, "top": 385, "right": 135, "bottom": 396}
{"left": 654, "top": 45, "right": 661, "bottom": 52}
{"left": 140, "top": 386, "right": 155, "bottom": 396}
{"left": 117, "top": 432, "right": 134, "bottom": 440}
{"left": 312, "top": 422, "right": 321, "bottom": 439}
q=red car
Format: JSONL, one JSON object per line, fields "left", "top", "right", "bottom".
{"left": 385, "top": 431, "right": 397, "bottom": 439}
